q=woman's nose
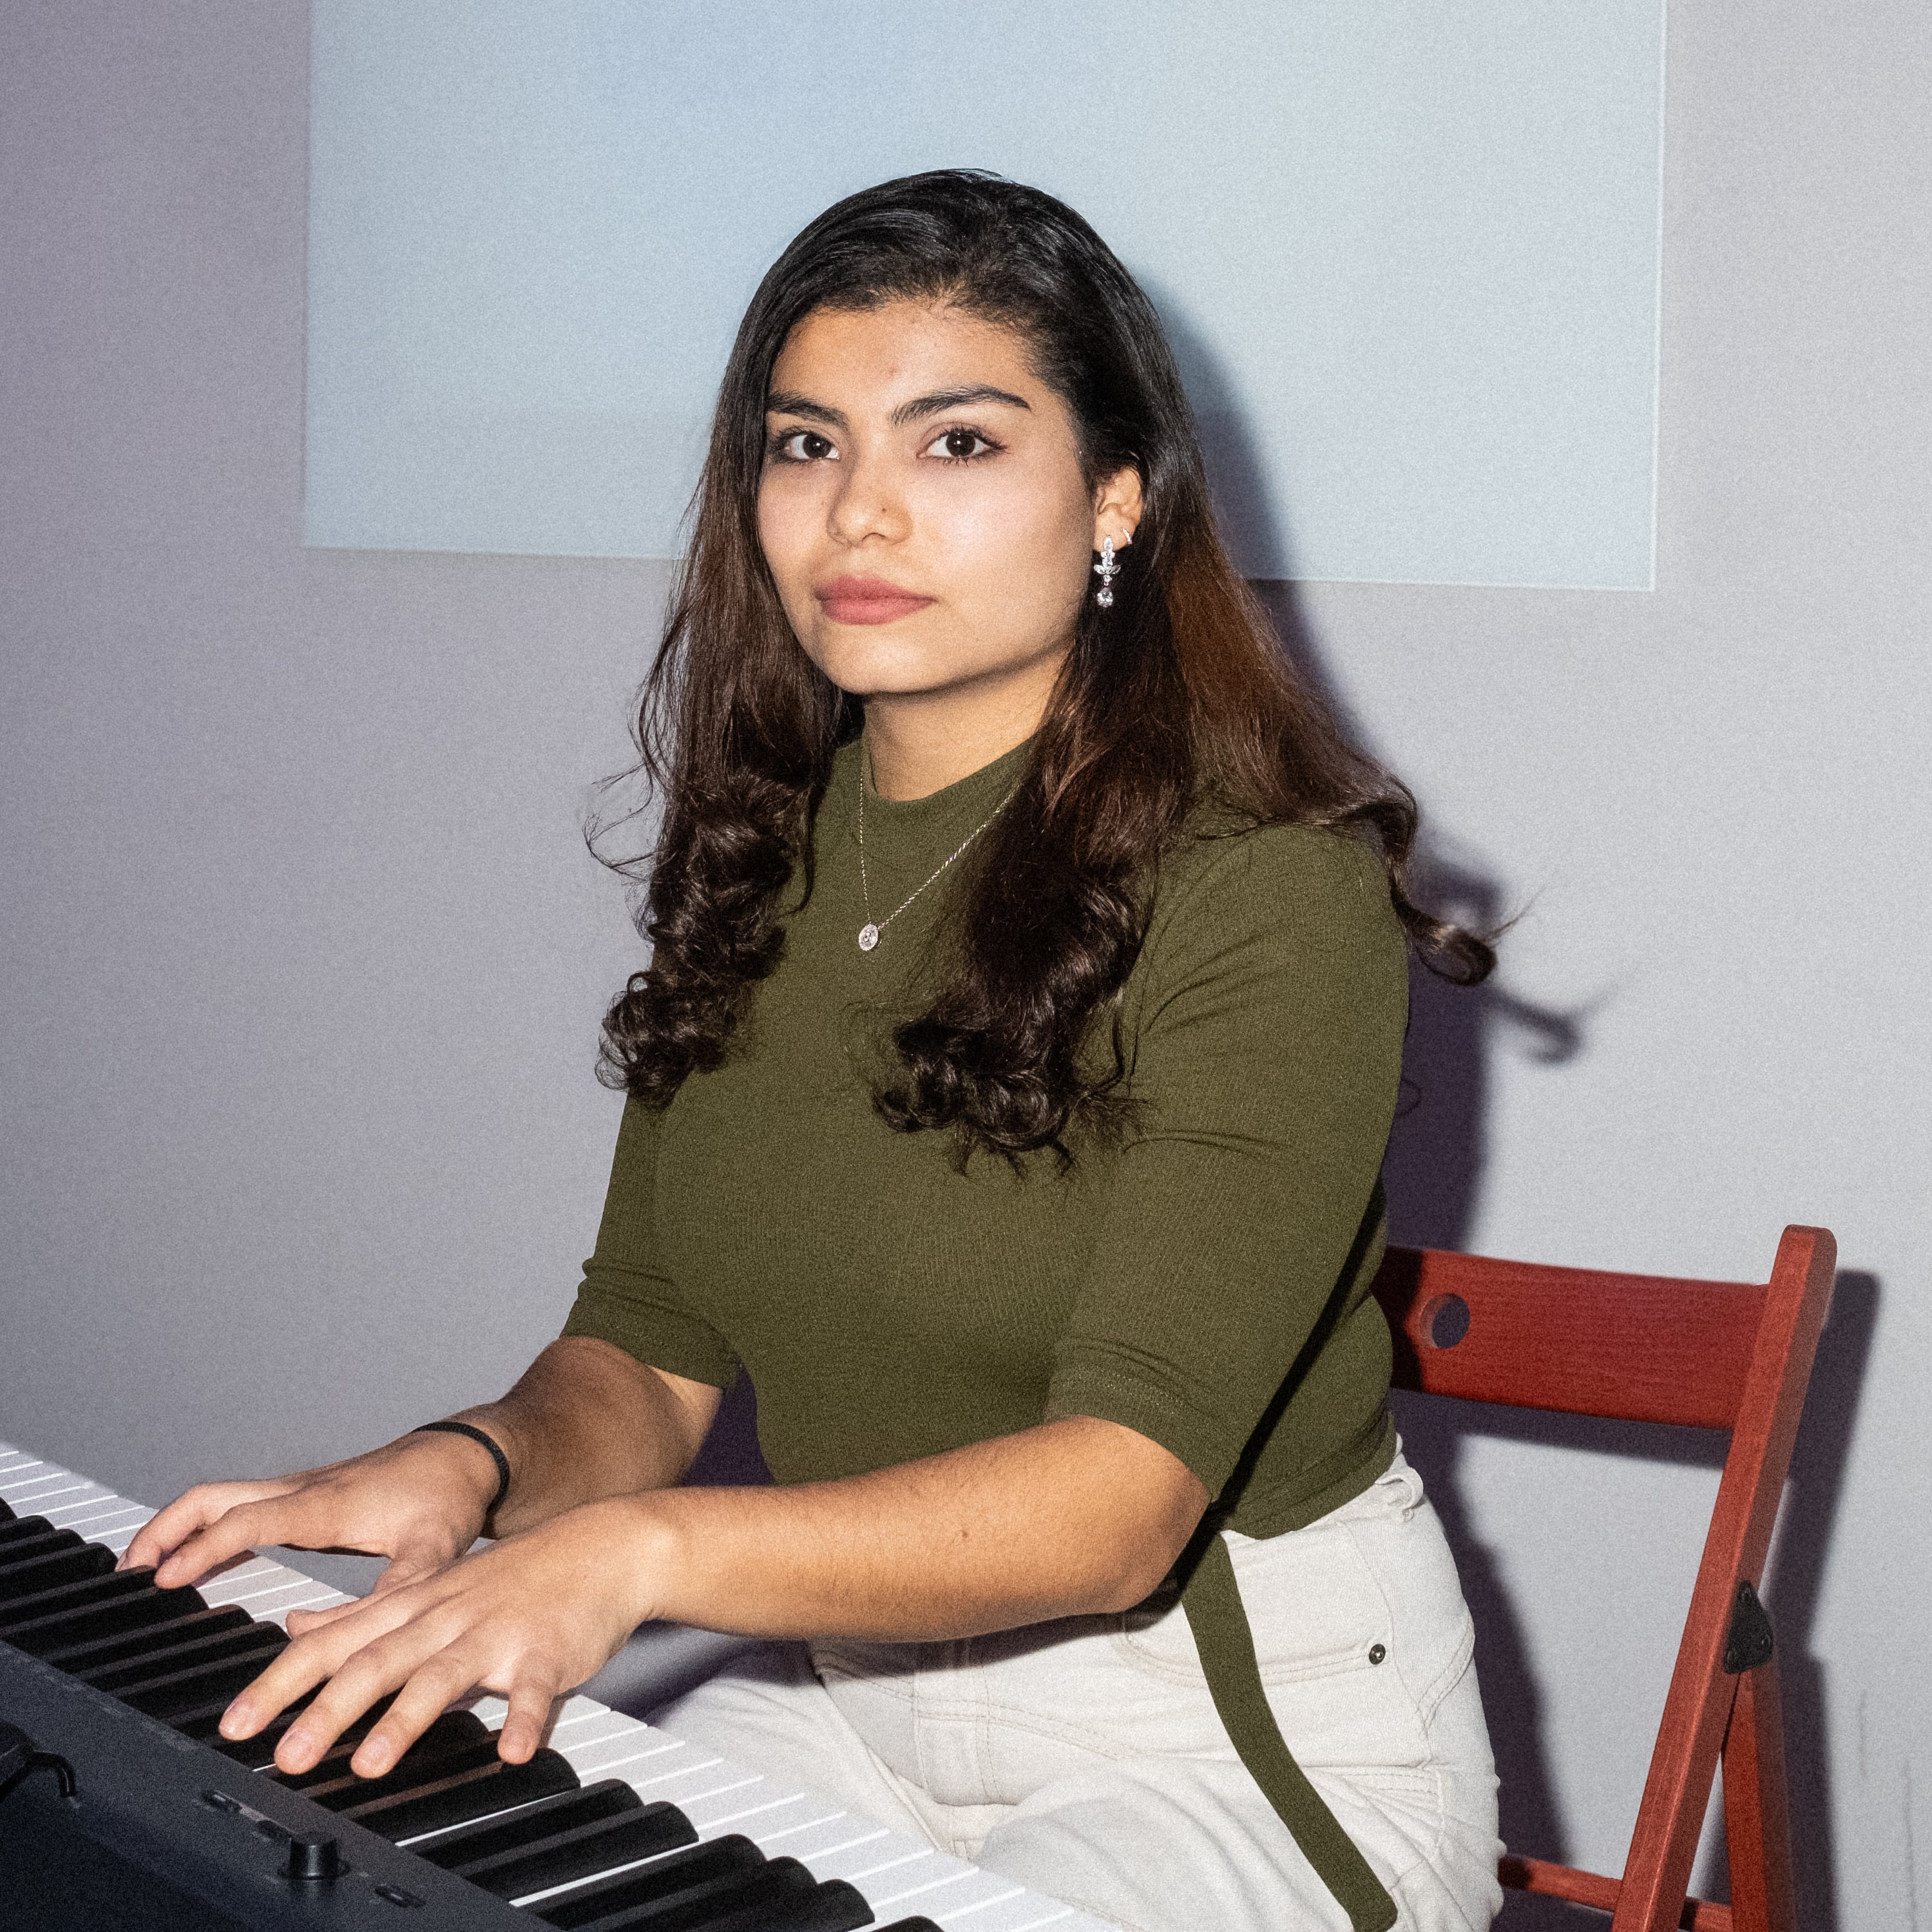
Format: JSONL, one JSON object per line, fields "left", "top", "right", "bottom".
{"left": 825, "top": 452, "right": 911, "bottom": 546}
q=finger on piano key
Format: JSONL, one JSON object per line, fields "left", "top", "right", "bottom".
{"left": 120, "top": 1641, "right": 306, "bottom": 1723}
{"left": 196, "top": 1689, "right": 388, "bottom": 1764}
{"left": 274, "top": 1708, "right": 492, "bottom": 1790}
{"left": 282, "top": 1732, "right": 507, "bottom": 1805}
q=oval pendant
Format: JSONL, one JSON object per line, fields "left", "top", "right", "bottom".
{"left": 857, "top": 923, "right": 880, "bottom": 952}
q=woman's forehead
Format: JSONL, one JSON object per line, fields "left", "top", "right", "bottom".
{"left": 769, "top": 300, "right": 1044, "bottom": 405}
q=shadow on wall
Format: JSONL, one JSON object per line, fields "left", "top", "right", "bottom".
{"left": 1250, "top": 574, "right": 1584, "bottom": 1261}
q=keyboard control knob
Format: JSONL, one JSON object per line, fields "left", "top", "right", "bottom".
{"left": 287, "top": 1833, "right": 342, "bottom": 1882}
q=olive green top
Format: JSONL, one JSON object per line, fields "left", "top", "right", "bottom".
{"left": 564, "top": 732, "right": 1409, "bottom": 1542}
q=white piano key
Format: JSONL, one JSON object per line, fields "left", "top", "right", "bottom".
{"left": 3, "top": 1474, "right": 95, "bottom": 1509}
{"left": 43, "top": 1498, "right": 153, "bottom": 1534}
{"left": 24, "top": 1483, "right": 115, "bottom": 1516}
{"left": 689, "top": 1780, "right": 837, "bottom": 1839}
{"left": 990, "top": 1906, "right": 1086, "bottom": 1931}
{"left": 754, "top": 1812, "right": 893, "bottom": 1863}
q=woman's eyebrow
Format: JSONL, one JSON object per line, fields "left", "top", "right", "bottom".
{"left": 889, "top": 385, "right": 1031, "bottom": 426}
{"left": 763, "top": 384, "right": 1033, "bottom": 430}
{"left": 765, "top": 390, "right": 845, "bottom": 429}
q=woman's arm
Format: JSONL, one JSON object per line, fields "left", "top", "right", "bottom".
{"left": 120, "top": 1337, "right": 721, "bottom": 1593}
{"left": 646, "top": 1411, "right": 1207, "bottom": 1634}
{"left": 220, "top": 1413, "right": 1206, "bottom": 1779}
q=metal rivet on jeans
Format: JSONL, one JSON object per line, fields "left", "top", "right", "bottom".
{"left": 1368, "top": 1643, "right": 1388, "bottom": 1665}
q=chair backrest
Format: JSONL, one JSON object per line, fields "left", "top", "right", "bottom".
{"left": 1370, "top": 1226, "right": 1836, "bottom": 1932}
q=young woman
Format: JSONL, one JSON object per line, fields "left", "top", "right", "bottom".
{"left": 126, "top": 172, "right": 1503, "bottom": 1932}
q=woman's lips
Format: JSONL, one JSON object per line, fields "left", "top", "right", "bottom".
{"left": 816, "top": 577, "right": 935, "bottom": 626}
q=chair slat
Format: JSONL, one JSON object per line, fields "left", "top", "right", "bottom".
{"left": 1372, "top": 1247, "right": 1766, "bottom": 1430}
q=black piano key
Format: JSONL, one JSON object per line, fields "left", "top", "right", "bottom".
{"left": 274, "top": 1710, "right": 491, "bottom": 1792}
{"left": 0, "top": 1524, "right": 82, "bottom": 1561}
{"left": 449, "top": 1797, "right": 700, "bottom": 1900}
{"left": 290, "top": 1734, "right": 505, "bottom": 1804}
{"left": 534, "top": 1835, "right": 766, "bottom": 1927}
{"left": 0, "top": 1514, "right": 57, "bottom": 1547}
{"left": 553, "top": 1856, "right": 827, "bottom": 1932}
{"left": 875, "top": 1921, "right": 944, "bottom": 1931}
{"left": 120, "top": 1645, "right": 293, "bottom": 1722}
{"left": 40, "top": 1602, "right": 253, "bottom": 1673}
{"left": 691, "top": 1876, "right": 876, "bottom": 1932}
{"left": 0, "top": 1540, "right": 113, "bottom": 1600}
{"left": 81, "top": 1620, "right": 287, "bottom": 1695}
{"left": 413, "top": 1777, "right": 658, "bottom": 1866}
{"left": 0, "top": 1491, "right": 14, "bottom": 1522}
{"left": 0, "top": 1564, "right": 182, "bottom": 1639}
{"left": 0, "top": 1580, "right": 200, "bottom": 1655}
{"left": 340, "top": 1746, "right": 580, "bottom": 1844}
{"left": 0, "top": 1526, "right": 75, "bottom": 1565}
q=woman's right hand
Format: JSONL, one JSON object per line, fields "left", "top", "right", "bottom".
{"left": 119, "top": 1428, "right": 506, "bottom": 1600}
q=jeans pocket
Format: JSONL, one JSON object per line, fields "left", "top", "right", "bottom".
{"left": 1113, "top": 1519, "right": 1393, "bottom": 1688}
{"left": 1239, "top": 1524, "right": 1395, "bottom": 1687}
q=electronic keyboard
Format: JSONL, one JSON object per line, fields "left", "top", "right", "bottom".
{"left": 0, "top": 1441, "right": 1108, "bottom": 1931}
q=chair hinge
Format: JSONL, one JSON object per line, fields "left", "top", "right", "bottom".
{"left": 1723, "top": 1578, "right": 1775, "bottom": 1674}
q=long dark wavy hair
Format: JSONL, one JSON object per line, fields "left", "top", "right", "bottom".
{"left": 597, "top": 169, "right": 1493, "bottom": 1159}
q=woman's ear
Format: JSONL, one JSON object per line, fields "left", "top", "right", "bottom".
{"left": 1092, "top": 465, "right": 1145, "bottom": 549}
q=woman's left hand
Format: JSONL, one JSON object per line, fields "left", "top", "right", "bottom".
{"left": 218, "top": 1496, "right": 666, "bottom": 1779}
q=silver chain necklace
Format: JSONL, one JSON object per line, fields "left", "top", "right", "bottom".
{"left": 856, "top": 750, "right": 1017, "bottom": 953}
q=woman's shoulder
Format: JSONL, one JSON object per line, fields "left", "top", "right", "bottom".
{"left": 1154, "top": 808, "right": 1402, "bottom": 945}
{"left": 1104, "top": 810, "right": 1409, "bottom": 1071}
{"left": 1118, "top": 808, "right": 1410, "bottom": 1022}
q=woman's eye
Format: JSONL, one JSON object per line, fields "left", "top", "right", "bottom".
{"left": 926, "top": 426, "right": 997, "bottom": 463}
{"left": 770, "top": 429, "right": 836, "bottom": 463}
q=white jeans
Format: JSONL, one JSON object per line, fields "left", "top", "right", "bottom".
{"left": 653, "top": 1451, "right": 1503, "bottom": 1932}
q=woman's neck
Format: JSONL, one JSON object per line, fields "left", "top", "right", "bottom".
{"left": 861, "top": 665, "right": 1058, "bottom": 800}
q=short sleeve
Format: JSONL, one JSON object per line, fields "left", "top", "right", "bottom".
{"left": 561, "top": 1095, "right": 741, "bottom": 1388}
{"left": 1042, "top": 825, "right": 1408, "bottom": 1498}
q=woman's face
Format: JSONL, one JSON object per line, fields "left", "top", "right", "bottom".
{"left": 757, "top": 299, "right": 1138, "bottom": 731}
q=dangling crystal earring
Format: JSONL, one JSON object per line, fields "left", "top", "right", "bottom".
{"left": 1093, "top": 535, "right": 1120, "bottom": 607}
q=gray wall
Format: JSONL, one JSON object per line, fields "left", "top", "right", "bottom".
{"left": 2, "top": 6, "right": 1925, "bottom": 1927}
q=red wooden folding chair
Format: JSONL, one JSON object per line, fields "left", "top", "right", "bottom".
{"left": 1371, "top": 1225, "right": 1835, "bottom": 1932}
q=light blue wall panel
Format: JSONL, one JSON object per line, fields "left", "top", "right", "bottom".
{"left": 306, "top": 1, "right": 1665, "bottom": 588}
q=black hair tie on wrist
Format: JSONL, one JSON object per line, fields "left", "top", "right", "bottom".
{"left": 411, "top": 1419, "right": 511, "bottom": 1518}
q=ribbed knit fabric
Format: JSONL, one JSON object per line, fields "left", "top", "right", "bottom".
{"left": 564, "top": 731, "right": 1409, "bottom": 1542}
